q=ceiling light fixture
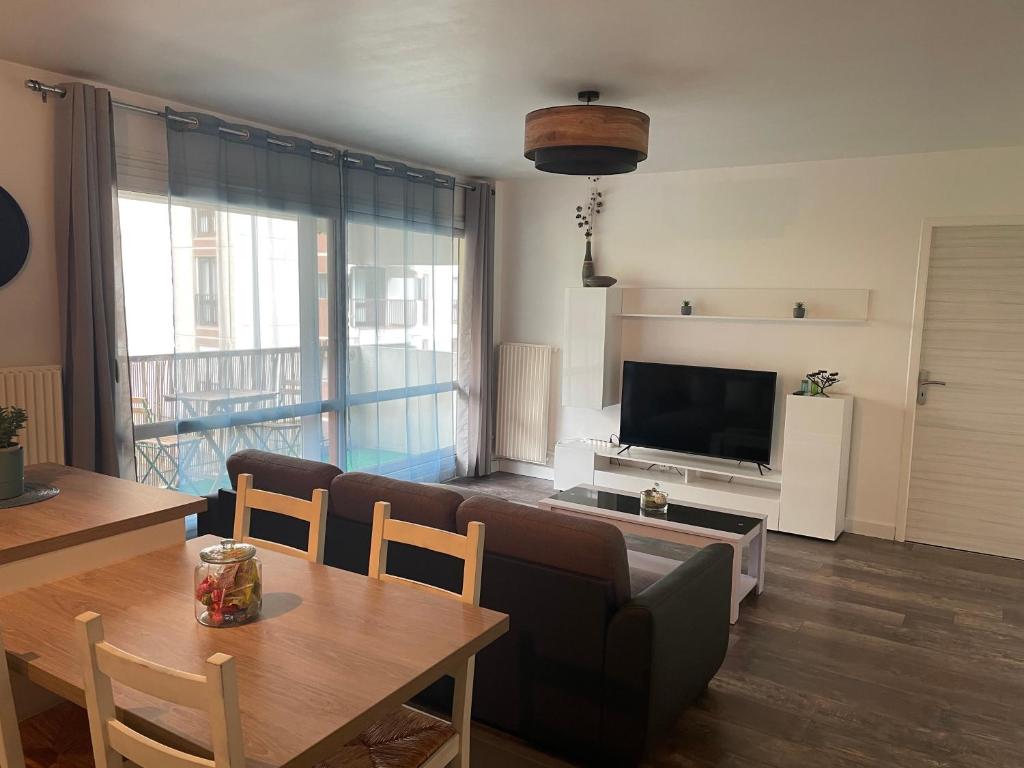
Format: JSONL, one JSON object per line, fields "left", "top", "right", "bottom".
{"left": 524, "top": 90, "right": 650, "bottom": 175}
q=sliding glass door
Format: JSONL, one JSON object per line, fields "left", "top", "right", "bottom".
{"left": 345, "top": 223, "right": 460, "bottom": 480}
{"left": 343, "top": 154, "right": 460, "bottom": 482}
{"left": 114, "top": 108, "right": 462, "bottom": 490}
{"left": 119, "top": 193, "right": 341, "bottom": 493}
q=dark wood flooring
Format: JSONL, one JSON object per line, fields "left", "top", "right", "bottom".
{"left": 449, "top": 472, "right": 1024, "bottom": 768}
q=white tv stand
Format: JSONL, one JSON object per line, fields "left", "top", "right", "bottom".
{"left": 554, "top": 441, "right": 782, "bottom": 528}
{"left": 553, "top": 394, "right": 854, "bottom": 539}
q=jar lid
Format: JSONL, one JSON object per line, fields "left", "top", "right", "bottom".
{"left": 200, "top": 539, "right": 257, "bottom": 564}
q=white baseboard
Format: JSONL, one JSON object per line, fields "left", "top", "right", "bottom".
{"left": 845, "top": 518, "right": 896, "bottom": 540}
{"left": 496, "top": 458, "right": 555, "bottom": 481}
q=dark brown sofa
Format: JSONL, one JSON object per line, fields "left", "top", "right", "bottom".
{"left": 202, "top": 451, "right": 732, "bottom": 766}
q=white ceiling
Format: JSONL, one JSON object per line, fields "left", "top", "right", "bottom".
{"left": 3, "top": 0, "right": 1023, "bottom": 179}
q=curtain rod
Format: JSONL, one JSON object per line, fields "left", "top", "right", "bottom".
{"left": 24, "top": 79, "right": 477, "bottom": 191}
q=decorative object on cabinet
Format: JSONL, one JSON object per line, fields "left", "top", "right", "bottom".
{"left": 779, "top": 394, "right": 854, "bottom": 541}
{"left": 0, "top": 405, "right": 27, "bottom": 499}
{"left": 562, "top": 287, "right": 622, "bottom": 410}
{"left": 0, "top": 186, "right": 30, "bottom": 288}
{"left": 793, "top": 301, "right": 806, "bottom": 318}
{"left": 525, "top": 90, "right": 650, "bottom": 175}
{"left": 681, "top": 300, "right": 693, "bottom": 315}
{"left": 575, "top": 177, "right": 618, "bottom": 287}
{"left": 806, "top": 370, "right": 840, "bottom": 396}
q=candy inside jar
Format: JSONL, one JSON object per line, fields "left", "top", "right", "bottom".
{"left": 195, "top": 539, "right": 262, "bottom": 627}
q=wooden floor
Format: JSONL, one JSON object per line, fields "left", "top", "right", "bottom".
{"left": 450, "top": 473, "right": 1024, "bottom": 768}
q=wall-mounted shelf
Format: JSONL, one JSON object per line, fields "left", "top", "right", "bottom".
{"left": 617, "top": 287, "right": 871, "bottom": 323}
{"left": 617, "top": 313, "right": 866, "bottom": 325}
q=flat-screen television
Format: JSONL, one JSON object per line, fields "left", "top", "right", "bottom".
{"left": 619, "top": 361, "right": 777, "bottom": 464}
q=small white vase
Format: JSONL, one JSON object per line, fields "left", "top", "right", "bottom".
{"left": 0, "top": 445, "right": 25, "bottom": 500}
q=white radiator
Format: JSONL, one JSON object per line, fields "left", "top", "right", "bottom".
{"left": 495, "top": 343, "right": 553, "bottom": 464}
{"left": 0, "top": 366, "right": 65, "bottom": 465}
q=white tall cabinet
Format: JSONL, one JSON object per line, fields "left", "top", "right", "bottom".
{"left": 562, "top": 287, "right": 623, "bottom": 410}
{"left": 779, "top": 394, "right": 854, "bottom": 541}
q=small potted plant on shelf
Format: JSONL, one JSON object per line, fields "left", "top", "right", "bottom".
{"left": 0, "top": 406, "right": 28, "bottom": 500}
{"left": 793, "top": 301, "right": 806, "bottom": 319}
{"left": 681, "top": 300, "right": 693, "bottom": 316}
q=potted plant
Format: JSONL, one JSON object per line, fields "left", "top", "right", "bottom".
{"left": 680, "top": 300, "right": 693, "bottom": 316}
{"left": 793, "top": 301, "right": 806, "bottom": 318}
{"left": 0, "top": 406, "right": 27, "bottom": 499}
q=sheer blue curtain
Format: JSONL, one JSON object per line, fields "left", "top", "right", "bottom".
{"left": 343, "top": 153, "right": 458, "bottom": 482}
{"left": 120, "top": 109, "right": 344, "bottom": 494}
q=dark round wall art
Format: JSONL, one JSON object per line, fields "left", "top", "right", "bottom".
{"left": 0, "top": 186, "right": 30, "bottom": 288}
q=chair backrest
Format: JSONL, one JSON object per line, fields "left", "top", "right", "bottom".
{"left": 232, "top": 472, "right": 329, "bottom": 563}
{"left": 368, "top": 501, "right": 484, "bottom": 605}
{"left": 0, "top": 626, "right": 26, "bottom": 768}
{"left": 74, "top": 612, "right": 244, "bottom": 768}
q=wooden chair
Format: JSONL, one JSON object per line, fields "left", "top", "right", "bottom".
{"left": 320, "top": 501, "right": 484, "bottom": 768}
{"left": 231, "top": 473, "right": 329, "bottom": 563}
{"left": 0, "top": 625, "right": 93, "bottom": 768}
{"left": 74, "top": 612, "right": 244, "bottom": 768}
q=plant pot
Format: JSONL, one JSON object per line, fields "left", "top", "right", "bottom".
{"left": 793, "top": 306, "right": 806, "bottom": 318}
{"left": 0, "top": 445, "right": 24, "bottom": 500}
{"left": 681, "top": 305, "right": 693, "bottom": 316}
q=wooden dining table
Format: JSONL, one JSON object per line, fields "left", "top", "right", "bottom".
{"left": 0, "top": 535, "right": 509, "bottom": 768}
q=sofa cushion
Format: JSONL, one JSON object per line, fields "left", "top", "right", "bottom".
{"left": 227, "top": 449, "right": 341, "bottom": 497}
{"left": 329, "top": 472, "right": 463, "bottom": 532}
{"left": 455, "top": 496, "right": 631, "bottom": 608}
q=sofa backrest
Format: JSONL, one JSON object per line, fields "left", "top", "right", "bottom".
{"left": 226, "top": 450, "right": 342, "bottom": 497}
{"left": 219, "top": 450, "right": 342, "bottom": 552}
{"left": 329, "top": 472, "right": 463, "bottom": 531}
{"left": 455, "top": 495, "right": 631, "bottom": 607}
{"left": 452, "top": 496, "right": 631, "bottom": 756}
{"left": 325, "top": 473, "right": 465, "bottom": 590}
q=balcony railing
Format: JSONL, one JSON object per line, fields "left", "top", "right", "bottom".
{"left": 128, "top": 344, "right": 457, "bottom": 493}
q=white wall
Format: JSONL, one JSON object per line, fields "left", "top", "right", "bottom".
{"left": 0, "top": 60, "right": 60, "bottom": 366}
{"left": 495, "top": 146, "right": 1024, "bottom": 537}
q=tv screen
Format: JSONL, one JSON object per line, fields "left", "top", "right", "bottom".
{"left": 619, "top": 361, "right": 777, "bottom": 464}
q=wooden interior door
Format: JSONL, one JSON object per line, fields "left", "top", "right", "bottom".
{"left": 906, "top": 225, "right": 1024, "bottom": 558}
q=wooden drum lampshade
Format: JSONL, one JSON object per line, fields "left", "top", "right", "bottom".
{"left": 524, "top": 91, "right": 650, "bottom": 175}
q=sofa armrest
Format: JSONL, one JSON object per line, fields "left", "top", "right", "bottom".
{"left": 601, "top": 543, "right": 733, "bottom": 765}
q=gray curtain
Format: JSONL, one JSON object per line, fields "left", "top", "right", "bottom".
{"left": 54, "top": 84, "right": 135, "bottom": 477}
{"left": 457, "top": 183, "right": 495, "bottom": 477}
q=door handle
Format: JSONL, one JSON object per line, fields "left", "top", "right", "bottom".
{"left": 917, "top": 370, "right": 947, "bottom": 405}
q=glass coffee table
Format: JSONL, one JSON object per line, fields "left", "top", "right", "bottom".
{"left": 538, "top": 485, "right": 766, "bottom": 623}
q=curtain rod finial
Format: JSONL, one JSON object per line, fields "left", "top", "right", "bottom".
{"left": 24, "top": 79, "right": 66, "bottom": 103}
